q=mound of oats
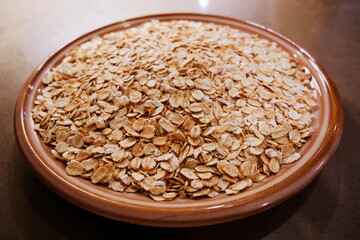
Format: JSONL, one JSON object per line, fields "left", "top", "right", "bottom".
{"left": 32, "top": 20, "right": 317, "bottom": 201}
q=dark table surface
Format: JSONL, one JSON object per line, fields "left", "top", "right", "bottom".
{"left": 1, "top": 0, "right": 359, "bottom": 239}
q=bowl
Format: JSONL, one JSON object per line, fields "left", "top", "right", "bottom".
{"left": 14, "top": 13, "right": 343, "bottom": 227}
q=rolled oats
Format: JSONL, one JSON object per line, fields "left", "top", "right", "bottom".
{"left": 32, "top": 19, "right": 317, "bottom": 201}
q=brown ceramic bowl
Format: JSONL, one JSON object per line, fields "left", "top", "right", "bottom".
{"left": 14, "top": 13, "right": 343, "bottom": 227}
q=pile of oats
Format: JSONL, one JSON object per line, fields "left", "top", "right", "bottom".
{"left": 32, "top": 20, "right": 317, "bottom": 201}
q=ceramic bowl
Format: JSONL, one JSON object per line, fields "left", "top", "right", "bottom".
{"left": 14, "top": 13, "right": 343, "bottom": 227}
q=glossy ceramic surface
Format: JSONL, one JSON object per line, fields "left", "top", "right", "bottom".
{"left": 14, "top": 13, "right": 343, "bottom": 227}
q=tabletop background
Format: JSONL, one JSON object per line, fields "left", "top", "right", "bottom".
{"left": 1, "top": 0, "right": 359, "bottom": 239}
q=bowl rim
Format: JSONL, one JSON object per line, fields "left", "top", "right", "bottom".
{"left": 14, "top": 13, "right": 343, "bottom": 227}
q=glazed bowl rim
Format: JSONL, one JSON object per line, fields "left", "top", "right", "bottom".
{"left": 14, "top": 13, "right": 343, "bottom": 227}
